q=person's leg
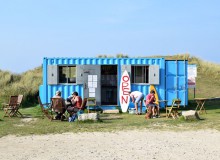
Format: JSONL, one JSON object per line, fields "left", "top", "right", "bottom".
{"left": 140, "top": 101, "right": 142, "bottom": 114}
{"left": 139, "top": 95, "right": 144, "bottom": 114}
{"left": 156, "top": 105, "right": 160, "bottom": 117}
{"left": 67, "top": 107, "right": 74, "bottom": 116}
{"left": 152, "top": 105, "right": 156, "bottom": 118}
{"left": 135, "top": 94, "right": 144, "bottom": 114}
{"left": 135, "top": 102, "right": 138, "bottom": 114}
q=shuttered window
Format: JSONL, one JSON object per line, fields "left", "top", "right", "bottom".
{"left": 131, "top": 66, "right": 149, "bottom": 83}
{"left": 59, "top": 66, "right": 76, "bottom": 83}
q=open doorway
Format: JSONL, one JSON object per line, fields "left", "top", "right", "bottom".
{"left": 101, "top": 65, "right": 118, "bottom": 105}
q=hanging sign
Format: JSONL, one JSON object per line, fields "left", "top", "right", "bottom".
{"left": 120, "top": 70, "right": 131, "bottom": 112}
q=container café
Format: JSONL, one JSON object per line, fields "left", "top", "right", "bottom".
{"left": 39, "top": 57, "right": 188, "bottom": 112}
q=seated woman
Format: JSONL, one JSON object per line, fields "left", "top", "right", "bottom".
{"left": 145, "top": 90, "right": 160, "bottom": 118}
{"left": 66, "top": 92, "right": 82, "bottom": 117}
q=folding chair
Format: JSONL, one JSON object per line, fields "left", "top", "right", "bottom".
{"left": 3, "top": 96, "right": 19, "bottom": 118}
{"left": 12, "top": 95, "right": 24, "bottom": 117}
{"left": 51, "top": 98, "right": 66, "bottom": 121}
{"left": 78, "top": 98, "right": 88, "bottom": 111}
{"left": 38, "top": 96, "right": 52, "bottom": 120}
{"left": 86, "top": 98, "right": 102, "bottom": 113}
{"left": 166, "top": 99, "right": 181, "bottom": 119}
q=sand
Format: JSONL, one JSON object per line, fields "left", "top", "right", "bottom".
{"left": 0, "top": 129, "right": 220, "bottom": 160}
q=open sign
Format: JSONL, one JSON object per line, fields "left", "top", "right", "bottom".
{"left": 120, "top": 70, "right": 131, "bottom": 112}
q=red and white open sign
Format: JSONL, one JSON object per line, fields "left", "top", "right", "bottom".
{"left": 119, "top": 70, "right": 131, "bottom": 112}
{"left": 188, "top": 77, "right": 196, "bottom": 88}
{"left": 188, "top": 64, "right": 197, "bottom": 88}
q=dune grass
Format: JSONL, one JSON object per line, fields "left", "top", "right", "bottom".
{"left": 0, "top": 54, "right": 220, "bottom": 137}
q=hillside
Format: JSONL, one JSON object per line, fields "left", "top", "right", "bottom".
{"left": 0, "top": 54, "right": 220, "bottom": 107}
{"left": 0, "top": 67, "right": 42, "bottom": 106}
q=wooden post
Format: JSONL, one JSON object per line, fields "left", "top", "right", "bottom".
{"left": 194, "top": 88, "right": 196, "bottom": 98}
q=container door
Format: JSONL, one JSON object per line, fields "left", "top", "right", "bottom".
{"left": 165, "top": 60, "right": 188, "bottom": 106}
{"left": 76, "top": 65, "right": 101, "bottom": 106}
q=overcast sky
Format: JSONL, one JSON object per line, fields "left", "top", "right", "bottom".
{"left": 0, "top": 0, "right": 220, "bottom": 73}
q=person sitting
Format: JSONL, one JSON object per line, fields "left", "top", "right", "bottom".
{"left": 65, "top": 94, "right": 74, "bottom": 107}
{"left": 53, "top": 90, "right": 66, "bottom": 120}
{"left": 66, "top": 91, "right": 82, "bottom": 117}
{"left": 145, "top": 90, "right": 160, "bottom": 118}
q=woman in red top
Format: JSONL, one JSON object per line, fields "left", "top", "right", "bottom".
{"left": 66, "top": 92, "right": 82, "bottom": 116}
{"left": 146, "top": 90, "right": 159, "bottom": 118}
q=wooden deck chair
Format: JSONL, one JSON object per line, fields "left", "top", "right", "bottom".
{"left": 11, "top": 94, "right": 24, "bottom": 117}
{"left": 3, "top": 96, "right": 19, "bottom": 118}
{"left": 80, "top": 98, "right": 87, "bottom": 111}
{"left": 38, "top": 96, "right": 52, "bottom": 120}
{"left": 51, "top": 98, "right": 66, "bottom": 121}
{"left": 166, "top": 99, "right": 181, "bottom": 119}
{"left": 87, "top": 97, "right": 97, "bottom": 113}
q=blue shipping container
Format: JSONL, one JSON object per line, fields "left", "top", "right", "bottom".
{"left": 39, "top": 57, "right": 188, "bottom": 110}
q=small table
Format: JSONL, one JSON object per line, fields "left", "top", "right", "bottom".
{"left": 194, "top": 98, "right": 207, "bottom": 114}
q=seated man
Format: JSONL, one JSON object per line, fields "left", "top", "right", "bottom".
{"left": 145, "top": 90, "right": 160, "bottom": 118}
{"left": 53, "top": 90, "right": 66, "bottom": 120}
{"left": 66, "top": 92, "right": 82, "bottom": 117}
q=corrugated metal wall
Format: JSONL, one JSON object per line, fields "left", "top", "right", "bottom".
{"left": 39, "top": 57, "right": 166, "bottom": 108}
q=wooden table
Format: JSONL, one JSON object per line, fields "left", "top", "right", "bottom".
{"left": 194, "top": 98, "right": 207, "bottom": 114}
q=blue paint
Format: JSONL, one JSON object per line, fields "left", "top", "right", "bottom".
{"left": 39, "top": 57, "right": 188, "bottom": 110}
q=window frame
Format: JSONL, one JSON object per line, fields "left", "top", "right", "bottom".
{"left": 58, "top": 65, "right": 76, "bottom": 84}
{"left": 131, "top": 65, "right": 149, "bottom": 84}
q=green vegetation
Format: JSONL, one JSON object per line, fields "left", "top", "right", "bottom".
{"left": 0, "top": 67, "right": 42, "bottom": 106}
{"left": 0, "top": 104, "right": 219, "bottom": 137}
{"left": 0, "top": 54, "right": 220, "bottom": 137}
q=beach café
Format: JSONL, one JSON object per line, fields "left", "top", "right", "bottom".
{"left": 39, "top": 57, "right": 188, "bottom": 112}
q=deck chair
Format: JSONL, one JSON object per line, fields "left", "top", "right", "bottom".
{"left": 3, "top": 95, "right": 19, "bottom": 118}
{"left": 86, "top": 98, "right": 97, "bottom": 113}
{"left": 11, "top": 94, "right": 24, "bottom": 117}
{"left": 79, "top": 98, "right": 88, "bottom": 111}
{"left": 166, "top": 99, "right": 181, "bottom": 119}
{"left": 51, "top": 98, "right": 66, "bottom": 121}
{"left": 38, "top": 96, "right": 52, "bottom": 120}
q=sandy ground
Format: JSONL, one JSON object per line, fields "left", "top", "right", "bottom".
{"left": 0, "top": 130, "right": 220, "bottom": 160}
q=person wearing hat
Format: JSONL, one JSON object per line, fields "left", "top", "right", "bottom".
{"left": 53, "top": 90, "right": 66, "bottom": 120}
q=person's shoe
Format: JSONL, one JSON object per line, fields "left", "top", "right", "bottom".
{"left": 152, "top": 115, "right": 156, "bottom": 118}
{"left": 156, "top": 115, "right": 160, "bottom": 118}
{"left": 55, "top": 115, "right": 61, "bottom": 120}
